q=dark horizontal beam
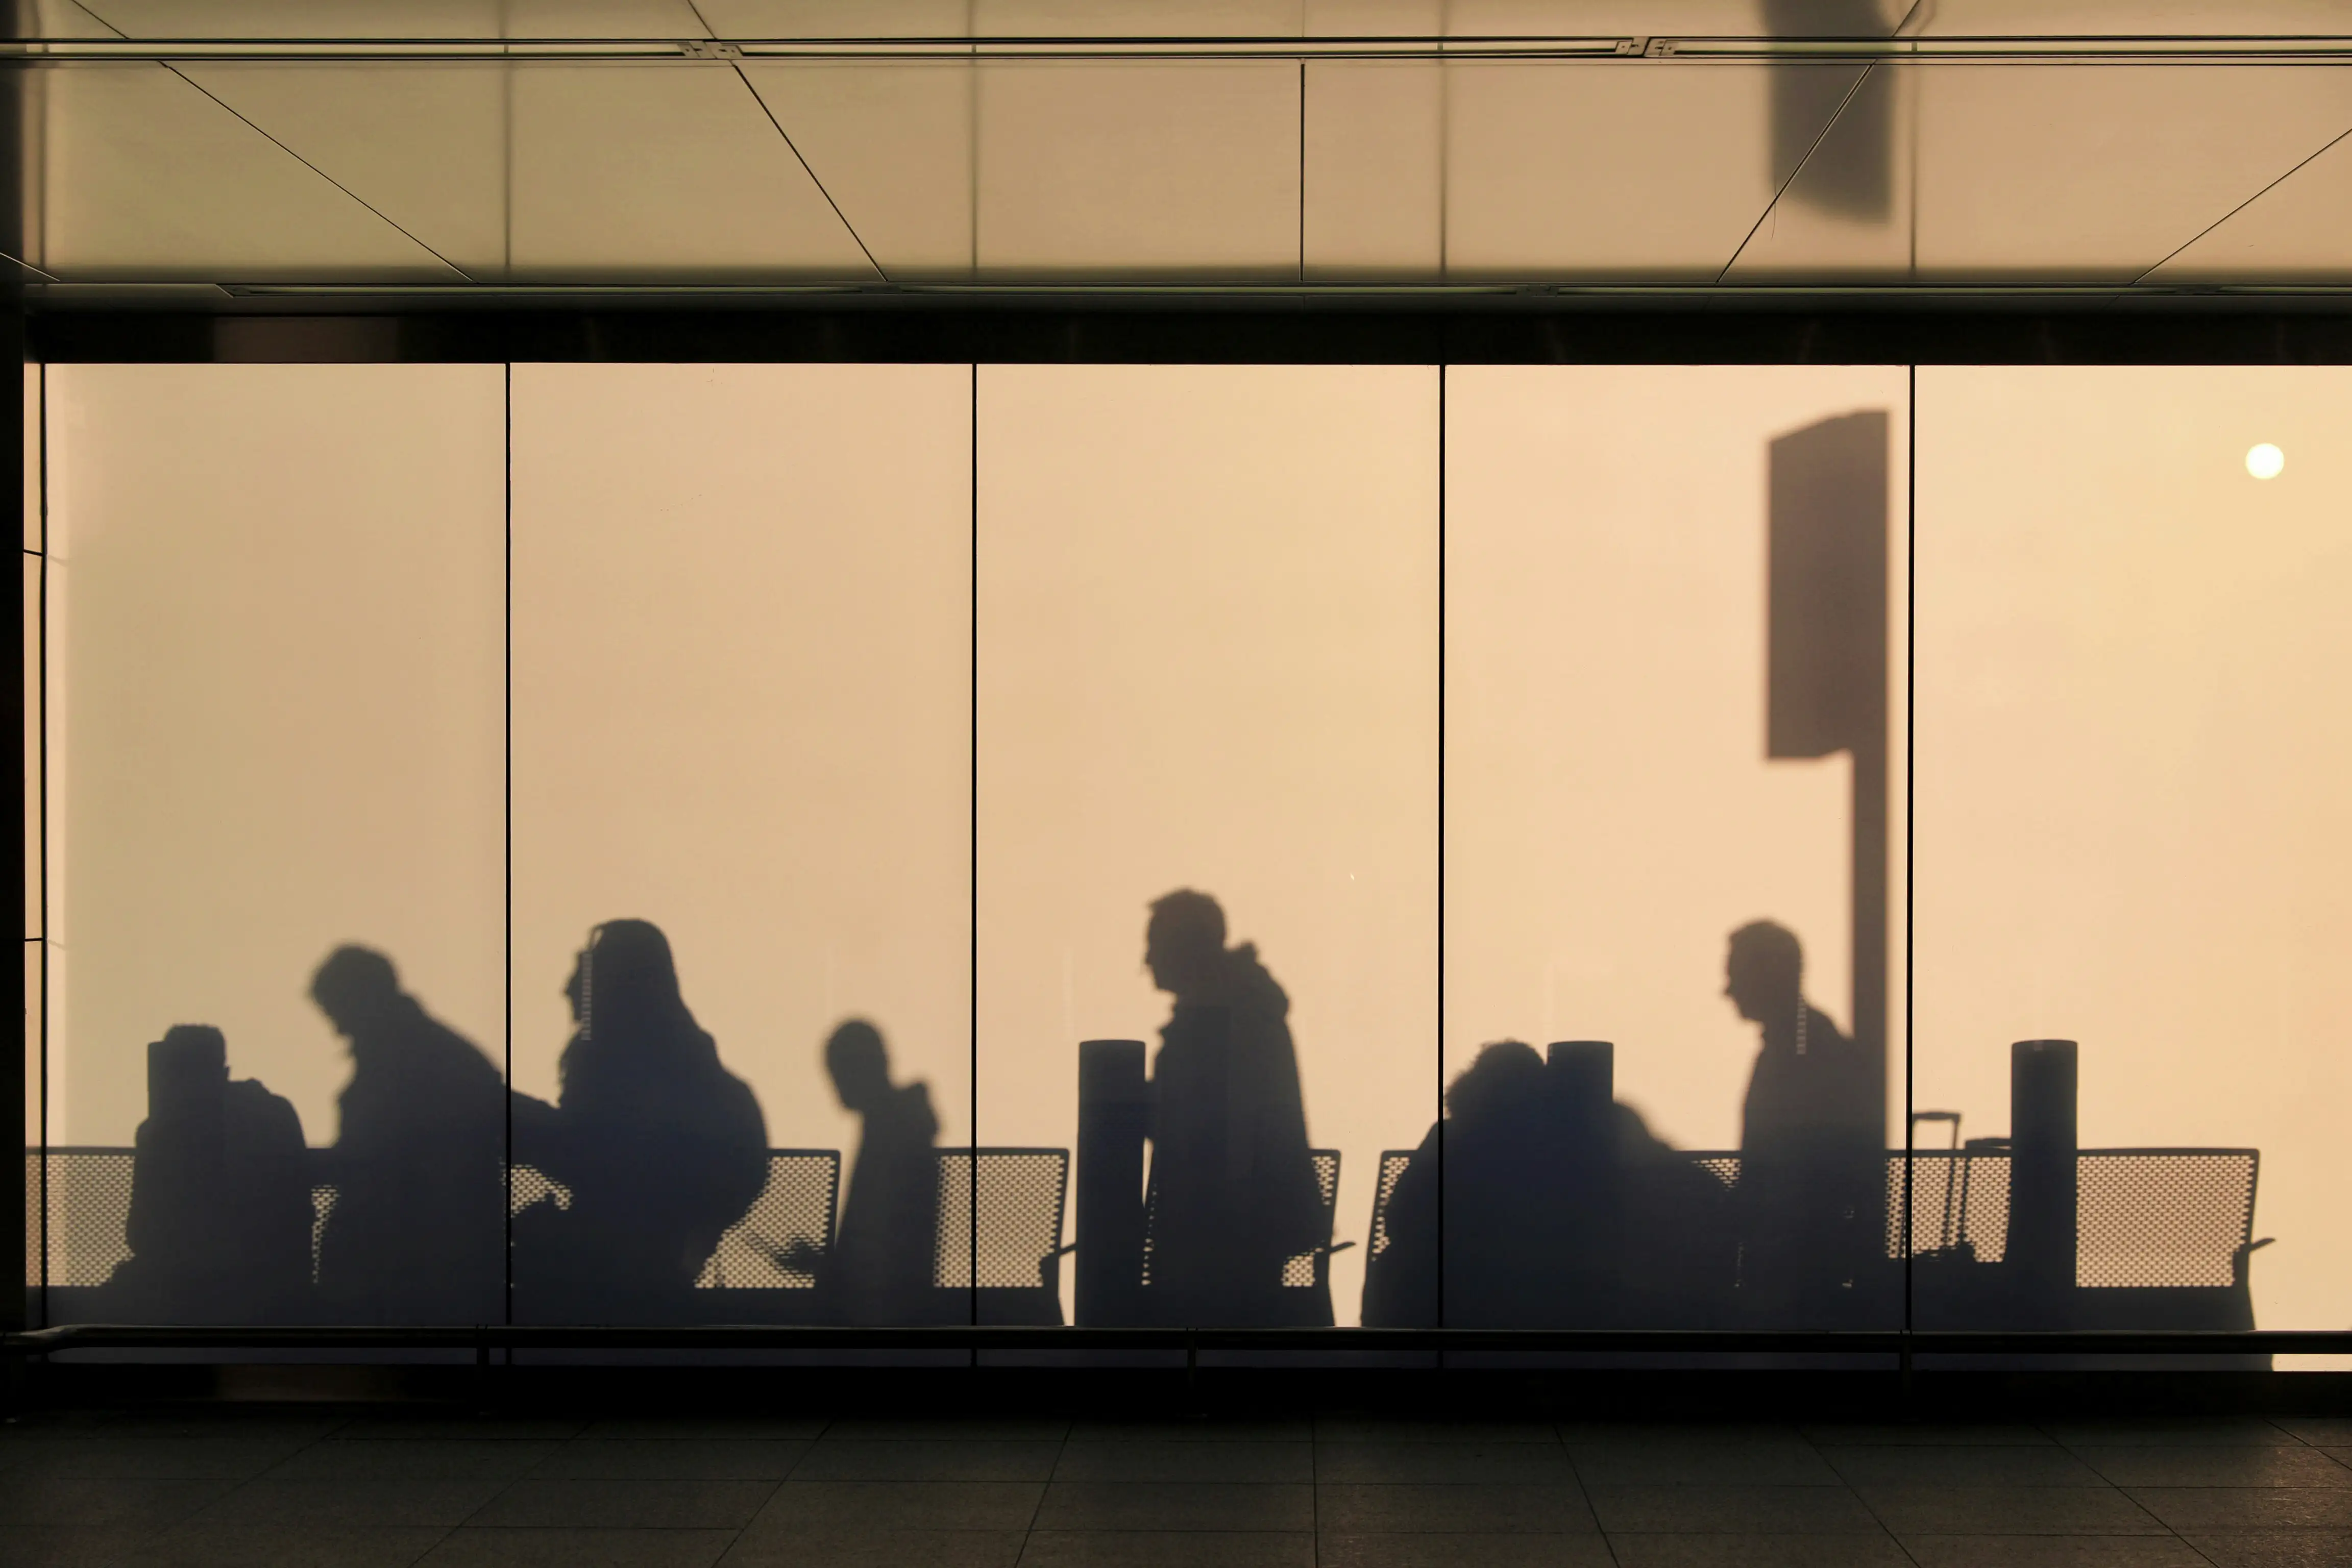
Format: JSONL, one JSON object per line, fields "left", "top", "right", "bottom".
{"left": 10, "top": 1324, "right": 2347, "bottom": 1356}
{"left": 27, "top": 304, "right": 2352, "bottom": 366}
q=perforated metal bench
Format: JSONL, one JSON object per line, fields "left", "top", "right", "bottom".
{"left": 27, "top": 1144, "right": 1070, "bottom": 1325}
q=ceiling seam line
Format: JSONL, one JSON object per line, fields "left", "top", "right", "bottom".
{"left": 1714, "top": 61, "right": 1878, "bottom": 284}
{"left": 677, "top": 0, "right": 889, "bottom": 285}
{"left": 725, "top": 63, "right": 891, "bottom": 284}
{"left": 2126, "top": 119, "right": 2352, "bottom": 286}
{"left": 67, "top": 0, "right": 468, "bottom": 281}
{"left": 160, "top": 64, "right": 478, "bottom": 282}
{"left": 2, "top": 249, "right": 64, "bottom": 283}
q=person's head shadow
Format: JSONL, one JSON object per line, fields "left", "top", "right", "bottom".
{"left": 1724, "top": 919, "right": 1805, "bottom": 1030}
{"left": 824, "top": 1019, "right": 894, "bottom": 1115}
{"left": 1145, "top": 888, "right": 1229, "bottom": 1002}
{"left": 311, "top": 945, "right": 407, "bottom": 1050}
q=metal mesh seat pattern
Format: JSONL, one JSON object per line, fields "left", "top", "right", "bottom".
{"left": 29, "top": 1144, "right": 2260, "bottom": 1300}
{"left": 932, "top": 1148, "right": 1068, "bottom": 1289}
{"left": 695, "top": 1152, "right": 841, "bottom": 1290}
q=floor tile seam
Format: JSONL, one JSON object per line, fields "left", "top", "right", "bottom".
{"left": 1836, "top": 1461, "right": 1941, "bottom": 1568}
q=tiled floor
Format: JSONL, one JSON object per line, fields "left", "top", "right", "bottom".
{"left": 2, "top": 1407, "right": 2347, "bottom": 1566}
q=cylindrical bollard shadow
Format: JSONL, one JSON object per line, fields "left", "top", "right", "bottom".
{"left": 1075, "top": 1040, "right": 1149, "bottom": 1328}
{"left": 2006, "top": 1038, "right": 2079, "bottom": 1328}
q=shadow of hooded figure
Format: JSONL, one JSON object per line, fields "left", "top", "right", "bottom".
{"left": 818, "top": 1019, "right": 944, "bottom": 1325}
{"left": 108, "top": 1024, "right": 313, "bottom": 1324}
{"left": 1362, "top": 1040, "right": 1552, "bottom": 1327}
{"left": 1728, "top": 920, "right": 1884, "bottom": 1327}
{"left": 310, "top": 946, "right": 506, "bottom": 1324}
{"left": 1142, "top": 889, "right": 1329, "bottom": 1327}
{"left": 511, "top": 919, "right": 769, "bottom": 1322}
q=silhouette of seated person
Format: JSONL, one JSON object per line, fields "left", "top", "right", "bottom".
{"left": 510, "top": 919, "right": 769, "bottom": 1321}
{"left": 1726, "top": 919, "right": 1883, "bottom": 1326}
{"left": 1363, "top": 1040, "right": 1555, "bottom": 1327}
{"left": 106, "top": 1025, "right": 313, "bottom": 1324}
{"left": 797, "top": 1019, "right": 944, "bottom": 1325}
{"left": 1142, "top": 889, "right": 1329, "bottom": 1327}
{"left": 309, "top": 946, "right": 505, "bottom": 1324}
{"left": 1362, "top": 1036, "right": 1741, "bottom": 1328}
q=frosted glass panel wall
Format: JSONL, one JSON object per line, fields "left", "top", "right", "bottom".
{"left": 1914, "top": 368, "right": 2352, "bottom": 1337}
{"left": 976, "top": 366, "right": 1439, "bottom": 1329}
{"left": 1436, "top": 367, "right": 1908, "bottom": 1330}
{"left": 509, "top": 365, "right": 974, "bottom": 1326}
{"left": 37, "top": 365, "right": 506, "bottom": 1325}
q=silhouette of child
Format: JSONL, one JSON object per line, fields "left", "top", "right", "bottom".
{"left": 817, "top": 1020, "right": 941, "bottom": 1325}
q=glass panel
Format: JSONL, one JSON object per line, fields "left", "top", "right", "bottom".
{"left": 1442, "top": 62, "right": 1862, "bottom": 281}
{"left": 41, "top": 364, "right": 505, "bottom": 1325}
{"left": 744, "top": 62, "right": 976, "bottom": 281}
{"left": 2148, "top": 131, "right": 2352, "bottom": 287}
{"left": 173, "top": 62, "right": 881, "bottom": 285}
{"left": 29, "top": 64, "right": 458, "bottom": 282}
{"left": 510, "top": 364, "right": 972, "bottom": 1327}
{"left": 1731, "top": 65, "right": 2352, "bottom": 283}
{"left": 1914, "top": 366, "right": 2352, "bottom": 1340}
{"left": 976, "top": 365, "right": 1438, "bottom": 1330}
{"left": 22, "top": 551, "right": 39, "bottom": 943}
{"left": 975, "top": 63, "right": 1302, "bottom": 280}
{"left": 1438, "top": 366, "right": 1908, "bottom": 1330}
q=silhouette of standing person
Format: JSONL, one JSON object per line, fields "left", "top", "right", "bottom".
{"left": 1726, "top": 920, "right": 1882, "bottom": 1325}
{"left": 110, "top": 1025, "right": 313, "bottom": 1324}
{"left": 310, "top": 946, "right": 505, "bottom": 1324}
{"left": 818, "top": 1019, "right": 942, "bottom": 1325}
{"left": 511, "top": 920, "right": 768, "bottom": 1321}
{"left": 1142, "top": 890, "right": 1327, "bottom": 1327}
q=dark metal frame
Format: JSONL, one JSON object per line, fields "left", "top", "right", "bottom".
{"left": 12, "top": 294, "right": 2352, "bottom": 1369}
{"left": 24, "top": 299, "right": 2352, "bottom": 367}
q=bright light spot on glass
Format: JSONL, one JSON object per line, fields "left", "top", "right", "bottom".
{"left": 2246, "top": 443, "right": 2285, "bottom": 480}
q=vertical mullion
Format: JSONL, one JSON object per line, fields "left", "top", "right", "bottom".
{"left": 36, "top": 362, "right": 49, "bottom": 1330}
{"left": 1435, "top": 361, "right": 1446, "bottom": 1339}
{"left": 503, "top": 362, "right": 514, "bottom": 1336}
{"left": 1902, "top": 364, "right": 1918, "bottom": 1350}
{"left": 969, "top": 361, "right": 980, "bottom": 1341}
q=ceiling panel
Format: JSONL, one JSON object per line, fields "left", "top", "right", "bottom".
{"left": 973, "top": 61, "right": 1300, "bottom": 280}
{"left": 744, "top": 59, "right": 973, "bottom": 279}
{"left": 1728, "top": 64, "right": 2352, "bottom": 282}
{"left": 2145, "top": 128, "right": 2352, "bottom": 284}
{"left": 170, "top": 60, "right": 881, "bottom": 282}
{"left": 506, "top": 63, "right": 878, "bottom": 281}
{"left": 26, "top": 62, "right": 459, "bottom": 281}
{"left": 1917, "top": 2, "right": 2349, "bottom": 38}
{"left": 1441, "top": 61, "right": 1863, "bottom": 281}
{"left": 174, "top": 62, "right": 508, "bottom": 276}
{"left": 71, "top": 1, "right": 713, "bottom": 38}
{"left": 697, "top": 1, "right": 972, "bottom": 37}
{"left": 974, "top": 0, "right": 1305, "bottom": 35}
{"left": 1302, "top": 61, "right": 1440, "bottom": 279}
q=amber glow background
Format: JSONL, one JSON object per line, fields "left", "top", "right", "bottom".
{"left": 1445, "top": 365, "right": 1906, "bottom": 1168}
{"left": 974, "top": 365, "right": 1440, "bottom": 1328}
{"left": 1914, "top": 366, "right": 2352, "bottom": 1339}
{"left": 40, "top": 364, "right": 505, "bottom": 1152}
{"left": 30, "top": 361, "right": 2350, "bottom": 1335}
{"left": 508, "top": 364, "right": 973, "bottom": 1160}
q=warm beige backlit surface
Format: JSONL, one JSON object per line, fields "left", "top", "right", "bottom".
{"left": 40, "top": 364, "right": 506, "bottom": 1149}
{"left": 1914, "top": 366, "right": 2352, "bottom": 1337}
{"left": 1446, "top": 365, "right": 1906, "bottom": 1157}
{"left": 509, "top": 363, "right": 973, "bottom": 1158}
{"left": 28, "top": 359, "right": 2349, "bottom": 1335}
{"left": 975, "top": 365, "right": 1440, "bottom": 1327}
